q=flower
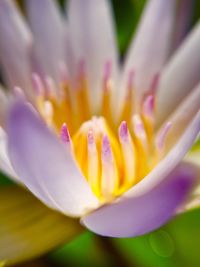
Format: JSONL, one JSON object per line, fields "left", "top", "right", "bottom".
{"left": 0, "top": 0, "right": 199, "bottom": 238}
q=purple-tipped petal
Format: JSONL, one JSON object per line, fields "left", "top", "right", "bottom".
{"left": 82, "top": 105, "right": 200, "bottom": 237}
{"left": 25, "top": 0, "right": 66, "bottom": 83}
{"left": 0, "top": 0, "right": 33, "bottom": 99}
{"left": 156, "top": 23, "right": 200, "bottom": 125}
{"left": 120, "top": 0, "right": 176, "bottom": 110}
{"left": 7, "top": 101, "right": 99, "bottom": 217}
{"left": 67, "top": 0, "right": 119, "bottom": 112}
{"left": 82, "top": 163, "right": 196, "bottom": 237}
{"left": 177, "top": 162, "right": 200, "bottom": 213}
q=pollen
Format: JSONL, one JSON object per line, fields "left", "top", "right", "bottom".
{"left": 32, "top": 65, "right": 172, "bottom": 203}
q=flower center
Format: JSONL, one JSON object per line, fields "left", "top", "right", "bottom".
{"left": 32, "top": 64, "right": 171, "bottom": 203}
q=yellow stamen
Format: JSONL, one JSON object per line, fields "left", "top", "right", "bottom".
{"left": 33, "top": 70, "right": 166, "bottom": 204}
{"left": 87, "top": 129, "right": 100, "bottom": 197}
{"left": 74, "top": 72, "right": 91, "bottom": 127}
{"left": 101, "top": 135, "right": 119, "bottom": 200}
{"left": 132, "top": 115, "right": 149, "bottom": 181}
{"left": 142, "top": 95, "right": 155, "bottom": 144}
{"left": 52, "top": 81, "right": 74, "bottom": 134}
{"left": 102, "top": 79, "right": 114, "bottom": 126}
{"left": 119, "top": 121, "right": 136, "bottom": 191}
{"left": 120, "top": 70, "right": 135, "bottom": 124}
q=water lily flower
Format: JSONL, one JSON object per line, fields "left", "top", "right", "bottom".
{"left": 0, "top": 0, "right": 200, "bottom": 239}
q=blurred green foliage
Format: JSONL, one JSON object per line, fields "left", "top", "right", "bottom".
{"left": 0, "top": 185, "right": 83, "bottom": 266}
{"left": 111, "top": 0, "right": 146, "bottom": 56}
{"left": 0, "top": 172, "right": 14, "bottom": 186}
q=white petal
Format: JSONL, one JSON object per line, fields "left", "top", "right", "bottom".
{"left": 161, "top": 82, "right": 200, "bottom": 151}
{"left": 120, "top": 0, "right": 176, "bottom": 111}
{"left": 156, "top": 22, "right": 200, "bottom": 125}
{"left": 7, "top": 101, "right": 99, "bottom": 217}
{"left": 25, "top": 0, "right": 66, "bottom": 83}
{"left": 0, "top": 127, "right": 17, "bottom": 180}
{"left": 0, "top": 0, "right": 33, "bottom": 98}
{"left": 67, "top": 0, "right": 119, "bottom": 112}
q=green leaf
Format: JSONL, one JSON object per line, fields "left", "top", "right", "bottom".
{"left": 0, "top": 173, "right": 14, "bottom": 186}
{"left": 0, "top": 185, "right": 83, "bottom": 266}
{"left": 112, "top": 0, "right": 146, "bottom": 56}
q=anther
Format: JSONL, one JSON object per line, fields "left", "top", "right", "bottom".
{"left": 155, "top": 121, "right": 172, "bottom": 153}
{"left": 101, "top": 135, "right": 118, "bottom": 199}
{"left": 103, "top": 60, "right": 112, "bottom": 84}
{"left": 58, "top": 62, "right": 68, "bottom": 84}
{"left": 149, "top": 73, "right": 160, "bottom": 95}
{"left": 127, "top": 69, "right": 135, "bottom": 92}
{"left": 143, "top": 95, "right": 154, "bottom": 119}
{"left": 87, "top": 129, "right": 99, "bottom": 196}
{"left": 43, "top": 101, "right": 54, "bottom": 126}
{"left": 132, "top": 114, "right": 148, "bottom": 148}
{"left": 32, "top": 73, "right": 44, "bottom": 96}
{"left": 61, "top": 123, "right": 71, "bottom": 144}
{"left": 119, "top": 121, "right": 136, "bottom": 186}
{"left": 45, "top": 76, "right": 57, "bottom": 97}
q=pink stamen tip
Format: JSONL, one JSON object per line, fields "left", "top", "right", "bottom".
{"left": 143, "top": 95, "right": 154, "bottom": 117}
{"left": 133, "top": 115, "right": 146, "bottom": 139}
{"left": 45, "top": 76, "right": 55, "bottom": 95}
{"left": 119, "top": 121, "right": 128, "bottom": 141}
{"left": 32, "top": 73, "right": 44, "bottom": 96}
{"left": 127, "top": 69, "right": 135, "bottom": 89}
{"left": 102, "top": 135, "right": 112, "bottom": 160}
{"left": 156, "top": 121, "right": 172, "bottom": 151}
{"left": 150, "top": 72, "right": 160, "bottom": 94}
{"left": 13, "top": 86, "right": 25, "bottom": 100}
{"left": 78, "top": 59, "right": 86, "bottom": 78}
{"left": 60, "top": 123, "right": 71, "bottom": 144}
{"left": 58, "top": 62, "right": 68, "bottom": 83}
{"left": 88, "top": 129, "right": 94, "bottom": 145}
{"left": 103, "top": 60, "right": 112, "bottom": 83}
